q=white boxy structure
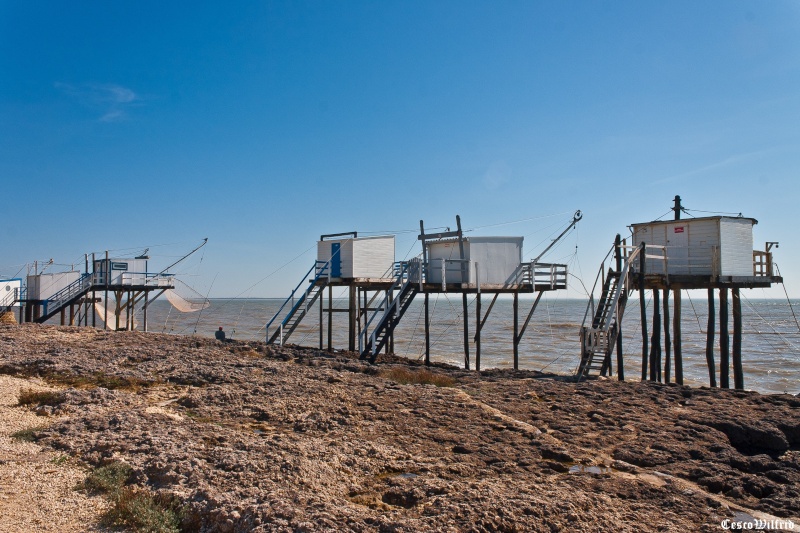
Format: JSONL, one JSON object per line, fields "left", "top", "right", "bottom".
{"left": 0, "top": 278, "right": 22, "bottom": 307}
{"left": 93, "top": 258, "right": 148, "bottom": 285}
{"left": 317, "top": 235, "right": 395, "bottom": 279}
{"left": 425, "top": 236, "right": 524, "bottom": 286}
{"left": 631, "top": 216, "right": 757, "bottom": 277}
{"left": 26, "top": 271, "right": 81, "bottom": 301}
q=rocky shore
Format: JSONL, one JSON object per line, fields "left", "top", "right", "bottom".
{"left": 0, "top": 323, "right": 798, "bottom": 532}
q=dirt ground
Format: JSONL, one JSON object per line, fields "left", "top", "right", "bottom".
{"left": 0, "top": 323, "right": 798, "bottom": 532}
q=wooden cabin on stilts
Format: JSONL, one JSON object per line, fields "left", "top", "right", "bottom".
{"left": 265, "top": 212, "right": 581, "bottom": 370}
{"left": 13, "top": 239, "right": 207, "bottom": 331}
{"left": 577, "top": 196, "right": 782, "bottom": 390}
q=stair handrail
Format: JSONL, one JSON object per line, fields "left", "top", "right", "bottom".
{"left": 580, "top": 243, "right": 643, "bottom": 332}
{"left": 265, "top": 259, "right": 332, "bottom": 342}
{"left": 43, "top": 273, "right": 93, "bottom": 314}
{"left": 360, "top": 260, "right": 415, "bottom": 354}
{"left": 580, "top": 244, "right": 616, "bottom": 330}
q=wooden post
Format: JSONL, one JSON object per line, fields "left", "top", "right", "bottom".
{"left": 732, "top": 288, "right": 744, "bottom": 390}
{"left": 639, "top": 243, "right": 649, "bottom": 381}
{"left": 60, "top": 308, "right": 65, "bottom": 326}
{"left": 104, "top": 251, "right": 109, "bottom": 331}
{"left": 475, "top": 292, "right": 481, "bottom": 371}
{"left": 348, "top": 285, "right": 357, "bottom": 352}
{"left": 92, "top": 253, "right": 96, "bottom": 328}
{"left": 615, "top": 235, "right": 624, "bottom": 381}
{"left": 319, "top": 286, "right": 324, "bottom": 350}
{"left": 462, "top": 293, "right": 470, "bottom": 370}
{"left": 513, "top": 292, "right": 519, "bottom": 370}
{"left": 424, "top": 292, "right": 430, "bottom": 366}
{"left": 705, "top": 288, "right": 717, "bottom": 387}
{"left": 651, "top": 289, "right": 661, "bottom": 382}
{"left": 720, "top": 287, "right": 730, "bottom": 389}
{"left": 327, "top": 285, "right": 333, "bottom": 351}
{"left": 386, "top": 290, "right": 393, "bottom": 355}
{"left": 144, "top": 291, "right": 148, "bottom": 332}
{"left": 663, "top": 288, "right": 671, "bottom": 383}
{"left": 673, "top": 289, "right": 683, "bottom": 385}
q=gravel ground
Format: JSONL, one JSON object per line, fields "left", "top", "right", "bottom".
{"left": 0, "top": 374, "right": 108, "bottom": 533}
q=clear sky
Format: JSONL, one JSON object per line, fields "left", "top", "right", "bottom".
{"left": 2, "top": 1, "right": 799, "bottom": 299}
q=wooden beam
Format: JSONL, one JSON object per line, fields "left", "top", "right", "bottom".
{"left": 475, "top": 292, "right": 481, "bottom": 371}
{"left": 732, "top": 288, "right": 744, "bottom": 390}
{"left": 348, "top": 285, "right": 357, "bottom": 352}
{"left": 462, "top": 293, "right": 470, "bottom": 370}
{"left": 673, "top": 289, "right": 683, "bottom": 385}
{"left": 705, "top": 288, "right": 717, "bottom": 387}
{"left": 513, "top": 292, "right": 519, "bottom": 370}
{"left": 327, "top": 285, "right": 333, "bottom": 351}
{"left": 639, "top": 243, "right": 648, "bottom": 381}
{"left": 720, "top": 287, "right": 730, "bottom": 389}
{"left": 615, "top": 235, "right": 624, "bottom": 382}
{"left": 651, "top": 289, "right": 661, "bottom": 382}
{"left": 663, "top": 288, "right": 671, "bottom": 383}
{"left": 424, "top": 292, "right": 430, "bottom": 366}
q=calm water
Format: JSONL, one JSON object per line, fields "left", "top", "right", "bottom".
{"left": 93, "top": 294, "right": 800, "bottom": 395}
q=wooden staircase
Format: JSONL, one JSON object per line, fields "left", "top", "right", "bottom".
{"left": 266, "top": 261, "right": 331, "bottom": 345}
{"left": 577, "top": 243, "right": 642, "bottom": 380}
{"left": 360, "top": 260, "right": 420, "bottom": 363}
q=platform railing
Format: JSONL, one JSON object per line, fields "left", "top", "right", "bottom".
{"left": 265, "top": 259, "right": 332, "bottom": 345}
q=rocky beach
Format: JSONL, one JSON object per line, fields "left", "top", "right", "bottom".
{"left": 0, "top": 323, "right": 798, "bottom": 532}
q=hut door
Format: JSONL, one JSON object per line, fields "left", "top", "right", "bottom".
{"left": 331, "top": 243, "right": 342, "bottom": 277}
{"left": 667, "top": 223, "right": 689, "bottom": 274}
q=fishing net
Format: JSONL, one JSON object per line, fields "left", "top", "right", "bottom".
{"left": 165, "top": 289, "right": 210, "bottom": 312}
{"left": 93, "top": 294, "right": 137, "bottom": 330}
{"left": 164, "top": 279, "right": 210, "bottom": 313}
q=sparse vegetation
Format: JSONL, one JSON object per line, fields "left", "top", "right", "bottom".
{"left": 45, "top": 371, "right": 155, "bottom": 391}
{"left": 380, "top": 367, "right": 456, "bottom": 387}
{"left": 102, "top": 488, "right": 186, "bottom": 533}
{"left": 85, "top": 462, "right": 187, "bottom": 532}
{"left": 17, "top": 388, "right": 65, "bottom": 407}
{"left": 10, "top": 427, "right": 41, "bottom": 442}
{"left": 84, "top": 461, "right": 133, "bottom": 495}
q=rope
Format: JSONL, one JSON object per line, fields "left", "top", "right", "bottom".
{"left": 685, "top": 290, "right": 705, "bottom": 332}
{"left": 740, "top": 292, "right": 799, "bottom": 351}
{"left": 775, "top": 264, "right": 800, "bottom": 333}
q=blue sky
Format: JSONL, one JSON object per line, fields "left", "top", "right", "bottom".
{"left": 2, "top": 1, "right": 799, "bottom": 298}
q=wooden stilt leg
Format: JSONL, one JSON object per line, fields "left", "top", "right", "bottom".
{"left": 732, "top": 288, "right": 744, "bottom": 390}
{"left": 706, "top": 288, "right": 717, "bottom": 387}
{"left": 720, "top": 287, "right": 730, "bottom": 389}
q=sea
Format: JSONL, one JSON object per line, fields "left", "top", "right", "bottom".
{"left": 125, "top": 294, "right": 800, "bottom": 396}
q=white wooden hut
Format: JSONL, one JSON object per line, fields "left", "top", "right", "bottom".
{"left": 26, "top": 271, "right": 81, "bottom": 300}
{"left": 92, "top": 258, "right": 148, "bottom": 285}
{"left": 317, "top": 235, "right": 395, "bottom": 279}
{"left": 630, "top": 216, "right": 757, "bottom": 276}
{"left": 426, "top": 236, "right": 524, "bottom": 286}
{"left": 0, "top": 278, "right": 22, "bottom": 307}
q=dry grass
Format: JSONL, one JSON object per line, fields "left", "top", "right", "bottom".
{"left": 17, "top": 388, "right": 65, "bottom": 407}
{"left": 84, "top": 462, "right": 133, "bottom": 495}
{"left": 10, "top": 426, "right": 42, "bottom": 442}
{"left": 380, "top": 367, "right": 456, "bottom": 387}
{"left": 45, "top": 372, "right": 155, "bottom": 392}
{"left": 85, "top": 462, "right": 188, "bottom": 532}
{"left": 103, "top": 488, "right": 186, "bottom": 533}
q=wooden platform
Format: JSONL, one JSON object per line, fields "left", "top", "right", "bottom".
{"left": 634, "top": 274, "right": 782, "bottom": 291}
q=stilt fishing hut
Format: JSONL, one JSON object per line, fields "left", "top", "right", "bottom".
{"left": 577, "top": 196, "right": 782, "bottom": 390}
{"left": 266, "top": 212, "right": 581, "bottom": 370}
{"left": 18, "top": 239, "right": 207, "bottom": 331}
{"left": 0, "top": 278, "right": 23, "bottom": 323}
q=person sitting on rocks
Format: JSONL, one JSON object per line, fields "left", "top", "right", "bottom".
{"left": 215, "top": 326, "right": 226, "bottom": 342}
